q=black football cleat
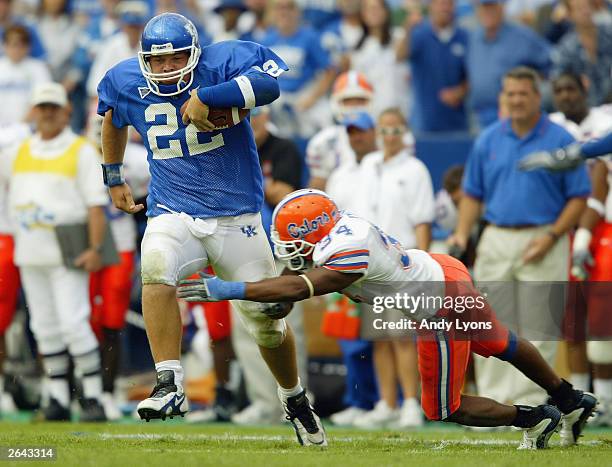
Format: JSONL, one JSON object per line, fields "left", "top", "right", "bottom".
{"left": 518, "top": 404, "right": 562, "bottom": 450}
{"left": 280, "top": 389, "right": 327, "bottom": 447}
{"left": 137, "top": 370, "right": 188, "bottom": 422}
{"left": 80, "top": 398, "right": 107, "bottom": 422}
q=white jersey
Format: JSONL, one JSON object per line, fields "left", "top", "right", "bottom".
{"left": 352, "top": 148, "right": 435, "bottom": 249}
{"left": 326, "top": 161, "right": 361, "bottom": 212}
{"left": 107, "top": 142, "right": 149, "bottom": 252}
{"left": 0, "top": 57, "right": 51, "bottom": 125}
{"left": 550, "top": 105, "right": 612, "bottom": 221}
{"left": 87, "top": 32, "right": 138, "bottom": 97}
{"left": 0, "top": 123, "right": 31, "bottom": 234}
{"left": 1, "top": 128, "right": 109, "bottom": 266}
{"left": 312, "top": 213, "right": 445, "bottom": 320}
{"left": 306, "top": 125, "right": 355, "bottom": 182}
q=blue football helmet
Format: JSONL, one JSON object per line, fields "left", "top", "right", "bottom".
{"left": 137, "top": 13, "right": 201, "bottom": 96}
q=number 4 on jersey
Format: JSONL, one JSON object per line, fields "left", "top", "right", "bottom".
{"left": 336, "top": 225, "right": 353, "bottom": 236}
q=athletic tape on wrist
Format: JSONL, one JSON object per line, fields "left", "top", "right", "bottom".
{"left": 587, "top": 197, "right": 605, "bottom": 217}
{"left": 102, "top": 163, "right": 125, "bottom": 187}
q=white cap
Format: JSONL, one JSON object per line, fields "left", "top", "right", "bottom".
{"left": 31, "top": 82, "right": 68, "bottom": 107}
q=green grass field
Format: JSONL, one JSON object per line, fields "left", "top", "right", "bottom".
{"left": 0, "top": 419, "right": 610, "bottom": 467}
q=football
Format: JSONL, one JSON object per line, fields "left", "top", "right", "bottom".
{"left": 207, "top": 107, "right": 250, "bottom": 129}
{"left": 180, "top": 99, "right": 250, "bottom": 130}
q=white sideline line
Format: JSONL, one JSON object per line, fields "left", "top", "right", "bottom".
{"left": 97, "top": 433, "right": 604, "bottom": 447}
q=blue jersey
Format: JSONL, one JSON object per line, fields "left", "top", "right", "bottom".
{"left": 97, "top": 40, "right": 288, "bottom": 219}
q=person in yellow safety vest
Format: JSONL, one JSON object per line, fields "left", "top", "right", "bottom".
{"left": 0, "top": 82, "right": 108, "bottom": 422}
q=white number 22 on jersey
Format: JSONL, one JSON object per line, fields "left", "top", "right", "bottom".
{"left": 145, "top": 102, "right": 225, "bottom": 159}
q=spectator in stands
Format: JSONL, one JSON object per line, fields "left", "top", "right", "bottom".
{"left": 228, "top": 106, "right": 308, "bottom": 425}
{"left": 300, "top": 0, "right": 341, "bottom": 31}
{"left": 0, "top": 24, "right": 51, "bottom": 125}
{"left": 451, "top": 67, "right": 590, "bottom": 406}
{"left": 350, "top": 0, "right": 410, "bottom": 117}
{"left": 0, "top": 83, "right": 108, "bottom": 421}
{"left": 325, "top": 111, "right": 379, "bottom": 426}
{"left": 64, "top": 0, "right": 121, "bottom": 131}
{"left": 37, "top": 0, "right": 82, "bottom": 82}
{"left": 322, "top": 0, "right": 364, "bottom": 54}
{"left": 352, "top": 107, "right": 434, "bottom": 429}
{"left": 260, "top": 0, "right": 337, "bottom": 148}
{"left": 155, "top": 0, "right": 212, "bottom": 46}
{"left": 86, "top": 1, "right": 149, "bottom": 99}
{"left": 552, "top": 0, "right": 612, "bottom": 106}
{"left": 504, "top": 0, "right": 555, "bottom": 28}
{"left": 0, "top": 0, "right": 46, "bottom": 58}
{"left": 434, "top": 165, "right": 465, "bottom": 236}
{"left": 467, "top": 0, "right": 551, "bottom": 128}
{"left": 396, "top": 0, "right": 469, "bottom": 133}
{"left": 306, "top": 71, "right": 374, "bottom": 190}
{"left": 211, "top": 0, "right": 247, "bottom": 42}
{"left": 238, "top": 0, "right": 268, "bottom": 43}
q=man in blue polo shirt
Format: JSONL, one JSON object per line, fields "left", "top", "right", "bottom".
{"left": 450, "top": 66, "right": 590, "bottom": 407}
{"left": 467, "top": 0, "right": 551, "bottom": 129}
{"left": 397, "top": 0, "right": 469, "bottom": 133}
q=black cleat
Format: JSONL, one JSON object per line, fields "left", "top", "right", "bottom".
{"left": 35, "top": 398, "right": 71, "bottom": 422}
{"left": 80, "top": 398, "right": 107, "bottom": 422}
{"left": 518, "top": 404, "right": 562, "bottom": 450}
{"left": 557, "top": 391, "right": 598, "bottom": 446}
{"left": 280, "top": 390, "right": 327, "bottom": 447}
{"left": 136, "top": 370, "right": 189, "bottom": 422}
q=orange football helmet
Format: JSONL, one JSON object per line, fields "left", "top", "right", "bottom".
{"left": 331, "top": 71, "right": 374, "bottom": 120}
{"left": 271, "top": 189, "right": 341, "bottom": 270}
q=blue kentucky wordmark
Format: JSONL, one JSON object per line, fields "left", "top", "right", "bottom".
{"left": 241, "top": 225, "right": 258, "bottom": 238}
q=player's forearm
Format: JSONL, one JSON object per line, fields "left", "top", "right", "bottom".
{"left": 551, "top": 197, "right": 587, "bottom": 236}
{"left": 455, "top": 195, "right": 482, "bottom": 238}
{"left": 581, "top": 132, "right": 612, "bottom": 159}
{"left": 197, "top": 72, "right": 280, "bottom": 109}
{"left": 87, "top": 206, "right": 106, "bottom": 251}
{"left": 101, "top": 111, "right": 128, "bottom": 164}
{"left": 245, "top": 276, "right": 311, "bottom": 302}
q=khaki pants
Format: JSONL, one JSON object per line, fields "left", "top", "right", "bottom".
{"left": 473, "top": 225, "right": 568, "bottom": 405}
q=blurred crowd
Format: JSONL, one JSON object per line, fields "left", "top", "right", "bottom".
{"left": 0, "top": 0, "right": 611, "bottom": 428}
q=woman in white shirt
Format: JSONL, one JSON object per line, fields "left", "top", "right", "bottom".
{"left": 36, "top": 0, "right": 82, "bottom": 81}
{"left": 349, "top": 0, "right": 410, "bottom": 117}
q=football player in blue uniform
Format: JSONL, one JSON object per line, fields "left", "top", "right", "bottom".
{"left": 97, "top": 13, "right": 326, "bottom": 446}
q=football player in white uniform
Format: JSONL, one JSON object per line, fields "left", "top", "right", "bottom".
{"left": 548, "top": 72, "right": 612, "bottom": 425}
{"left": 179, "top": 189, "right": 598, "bottom": 450}
{"left": 306, "top": 71, "right": 373, "bottom": 190}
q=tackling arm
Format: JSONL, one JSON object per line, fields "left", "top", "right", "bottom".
{"left": 519, "top": 132, "right": 612, "bottom": 172}
{"left": 177, "top": 268, "right": 360, "bottom": 303}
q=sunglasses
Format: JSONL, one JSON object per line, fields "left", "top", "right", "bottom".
{"left": 378, "top": 126, "right": 405, "bottom": 136}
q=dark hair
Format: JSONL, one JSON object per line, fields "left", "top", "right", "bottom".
{"left": 553, "top": 71, "right": 587, "bottom": 94}
{"left": 443, "top": 165, "right": 464, "bottom": 194}
{"left": 504, "top": 66, "right": 541, "bottom": 93}
{"left": 356, "top": 0, "right": 392, "bottom": 49}
{"left": 3, "top": 24, "right": 31, "bottom": 46}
